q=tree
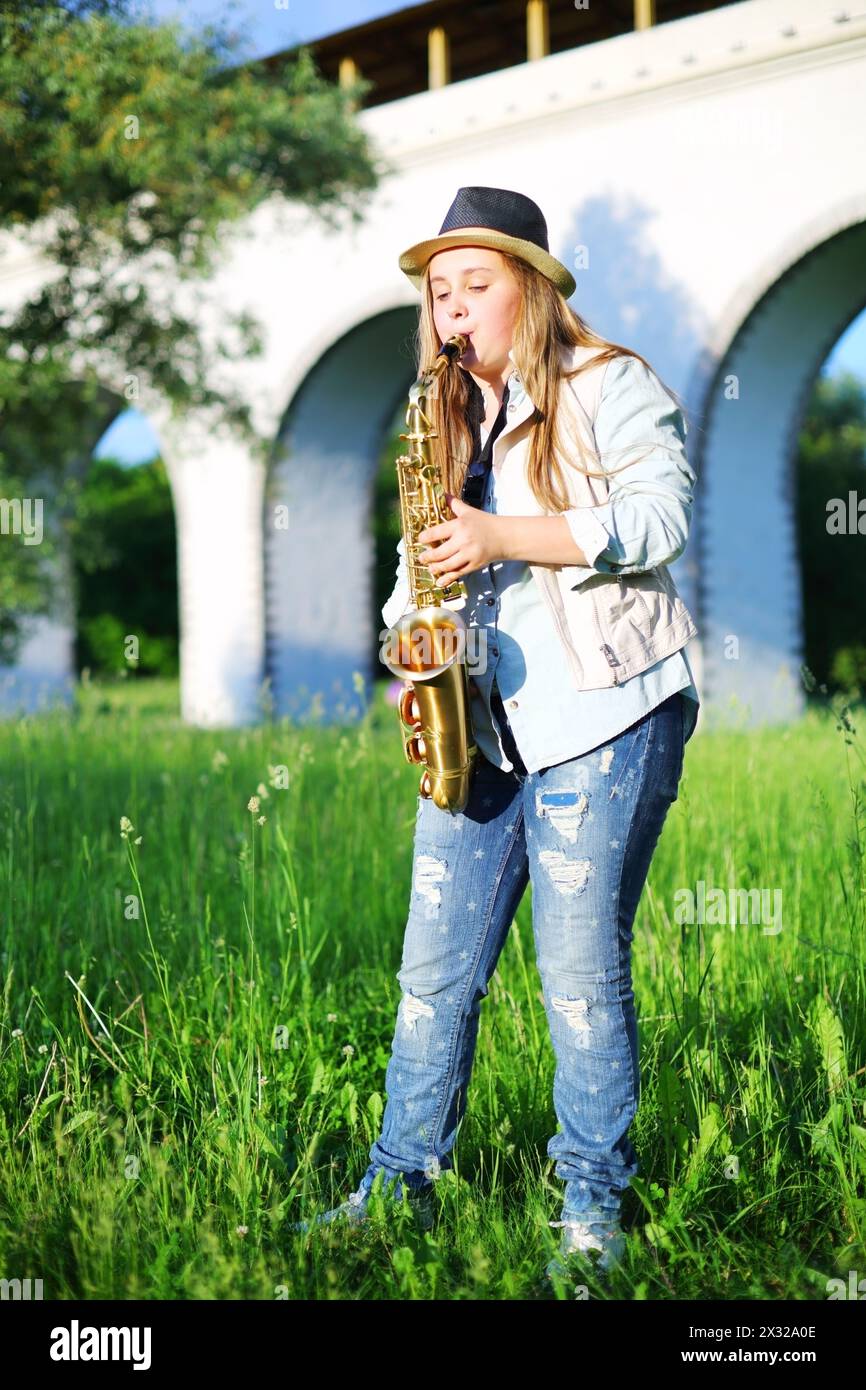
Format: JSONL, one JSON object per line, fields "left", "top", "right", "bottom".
{"left": 0, "top": 0, "right": 386, "bottom": 657}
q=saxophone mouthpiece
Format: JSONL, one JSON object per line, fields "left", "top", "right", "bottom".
{"left": 437, "top": 334, "right": 469, "bottom": 362}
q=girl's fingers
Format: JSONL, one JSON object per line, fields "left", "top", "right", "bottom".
{"left": 424, "top": 545, "right": 460, "bottom": 569}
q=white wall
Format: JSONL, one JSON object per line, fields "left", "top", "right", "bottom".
{"left": 2, "top": 0, "right": 864, "bottom": 727}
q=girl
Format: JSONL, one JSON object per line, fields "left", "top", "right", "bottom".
{"left": 293, "top": 186, "right": 700, "bottom": 1285}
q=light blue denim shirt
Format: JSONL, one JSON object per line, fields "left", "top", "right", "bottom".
{"left": 382, "top": 353, "right": 700, "bottom": 774}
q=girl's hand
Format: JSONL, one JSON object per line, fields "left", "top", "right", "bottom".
{"left": 416, "top": 495, "right": 502, "bottom": 589}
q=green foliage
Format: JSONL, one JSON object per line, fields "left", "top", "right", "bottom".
{"left": 0, "top": 0, "right": 385, "bottom": 644}
{"left": 831, "top": 643, "right": 866, "bottom": 692}
{"left": 65, "top": 453, "right": 178, "bottom": 676}
{"left": 795, "top": 369, "right": 866, "bottom": 696}
{"left": 0, "top": 3, "right": 381, "bottom": 431}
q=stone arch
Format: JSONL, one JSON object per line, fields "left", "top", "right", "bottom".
{"left": 687, "top": 195, "right": 866, "bottom": 727}
{"left": 264, "top": 306, "right": 418, "bottom": 721}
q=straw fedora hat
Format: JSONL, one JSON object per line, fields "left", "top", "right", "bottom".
{"left": 398, "top": 185, "right": 576, "bottom": 299}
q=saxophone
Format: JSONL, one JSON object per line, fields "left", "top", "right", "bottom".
{"left": 380, "top": 333, "right": 478, "bottom": 815}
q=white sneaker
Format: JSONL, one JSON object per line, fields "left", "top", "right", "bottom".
{"left": 289, "top": 1189, "right": 370, "bottom": 1235}
{"left": 290, "top": 1187, "right": 434, "bottom": 1235}
{"left": 545, "top": 1218, "right": 626, "bottom": 1282}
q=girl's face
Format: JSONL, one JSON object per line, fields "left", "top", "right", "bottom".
{"left": 428, "top": 246, "right": 521, "bottom": 375}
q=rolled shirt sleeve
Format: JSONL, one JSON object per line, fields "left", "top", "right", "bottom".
{"left": 381, "top": 534, "right": 412, "bottom": 629}
{"left": 562, "top": 504, "right": 614, "bottom": 568}
{"left": 562, "top": 354, "right": 696, "bottom": 577}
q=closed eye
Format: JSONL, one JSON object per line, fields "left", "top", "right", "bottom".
{"left": 435, "top": 286, "right": 488, "bottom": 301}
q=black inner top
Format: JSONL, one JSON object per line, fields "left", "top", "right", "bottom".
{"left": 461, "top": 375, "right": 510, "bottom": 509}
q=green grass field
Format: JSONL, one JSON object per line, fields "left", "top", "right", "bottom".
{"left": 1, "top": 675, "right": 864, "bottom": 1300}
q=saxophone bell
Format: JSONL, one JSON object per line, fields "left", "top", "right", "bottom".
{"left": 381, "top": 604, "right": 475, "bottom": 814}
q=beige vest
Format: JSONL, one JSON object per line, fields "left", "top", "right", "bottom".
{"left": 492, "top": 343, "right": 699, "bottom": 691}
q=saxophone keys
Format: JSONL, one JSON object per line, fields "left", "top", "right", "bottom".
{"left": 405, "top": 732, "right": 426, "bottom": 763}
{"left": 398, "top": 683, "right": 421, "bottom": 727}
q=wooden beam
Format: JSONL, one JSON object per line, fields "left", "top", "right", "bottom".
{"left": 526, "top": 0, "right": 549, "bottom": 61}
{"left": 428, "top": 26, "right": 450, "bottom": 89}
{"left": 337, "top": 56, "right": 361, "bottom": 112}
{"left": 338, "top": 55, "right": 358, "bottom": 87}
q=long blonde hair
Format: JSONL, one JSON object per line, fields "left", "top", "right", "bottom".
{"left": 414, "top": 249, "right": 687, "bottom": 514}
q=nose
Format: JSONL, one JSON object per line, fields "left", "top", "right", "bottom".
{"left": 444, "top": 289, "right": 470, "bottom": 319}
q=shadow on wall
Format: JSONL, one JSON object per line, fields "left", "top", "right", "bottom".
{"left": 560, "top": 194, "right": 705, "bottom": 405}
{"left": 558, "top": 195, "right": 706, "bottom": 639}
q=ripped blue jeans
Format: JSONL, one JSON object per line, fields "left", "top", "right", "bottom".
{"left": 357, "top": 689, "right": 687, "bottom": 1229}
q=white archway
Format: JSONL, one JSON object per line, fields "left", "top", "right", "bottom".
{"left": 264, "top": 306, "right": 417, "bottom": 721}
{"left": 690, "top": 196, "right": 866, "bottom": 727}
